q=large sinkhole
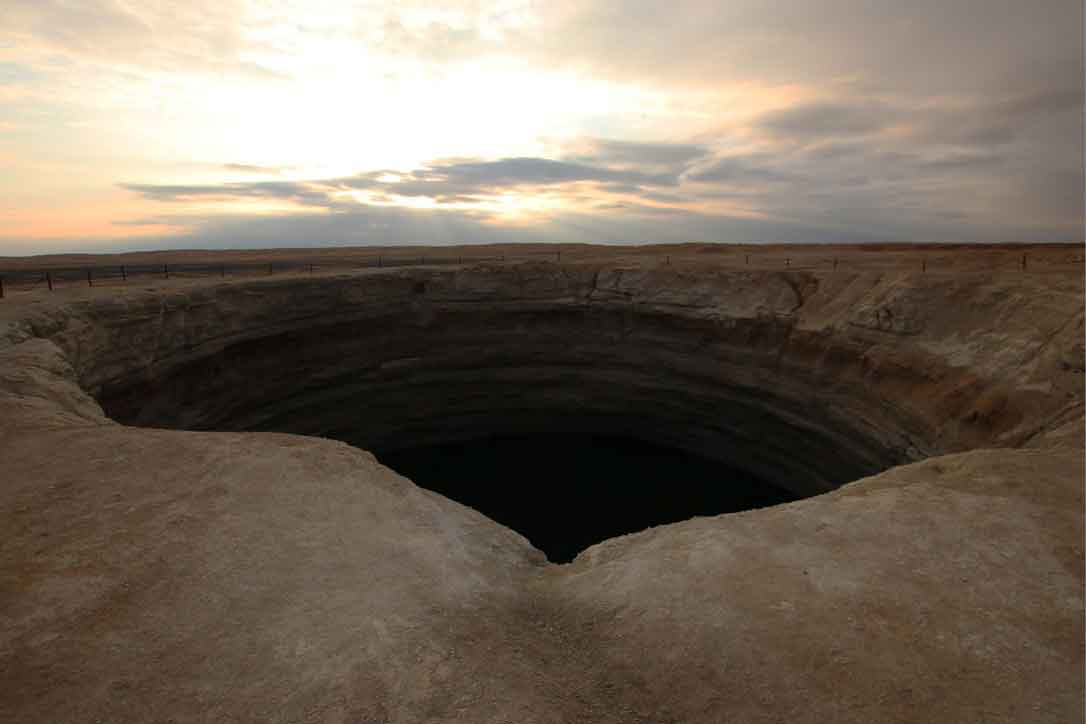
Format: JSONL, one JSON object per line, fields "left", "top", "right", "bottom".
{"left": 98, "top": 295, "right": 920, "bottom": 562}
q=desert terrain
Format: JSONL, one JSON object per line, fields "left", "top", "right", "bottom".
{"left": 1, "top": 241, "right": 1082, "bottom": 285}
{"left": 0, "top": 243, "right": 1082, "bottom": 723}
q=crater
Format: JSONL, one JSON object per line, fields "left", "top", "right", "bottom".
{"left": 1, "top": 253, "right": 1082, "bottom": 723}
{"left": 20, "top": 261, "right": 1070, "bottom": 565}
{"left": 82, "top": 264, "right": 981, "bottom": 559}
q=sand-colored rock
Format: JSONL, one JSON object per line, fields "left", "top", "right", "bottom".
{"left": 0, "top": 248, "right": 1082, "bottom": 722}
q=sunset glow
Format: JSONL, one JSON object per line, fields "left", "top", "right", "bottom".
{"left": 1, "top": 1, "right": 1082, "bottom": 254}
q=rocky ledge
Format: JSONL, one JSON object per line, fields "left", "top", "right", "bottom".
{"left": 0, "top": 260, "right": 1082, "bottom": 723}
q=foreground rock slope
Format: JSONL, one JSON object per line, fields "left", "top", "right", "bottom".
{"left": 0, "top": 257, "right": 1082, "bottom": 723}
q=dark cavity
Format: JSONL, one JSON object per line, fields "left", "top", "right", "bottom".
{"left": 377, "top": 432, "right": 796, "bottom": 564}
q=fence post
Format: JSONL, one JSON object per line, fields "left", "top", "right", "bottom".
{"left": 0, "top": 276, "right": 4, "bottom": 299}
{"left": 163, "top": 264, "right": 169, "bottom": 279}
{"left": 922, "top": 259, "right": 926, "bottom": 273}
{"left": 46, "top": 271, "right": 53, "bottom": 291}
{"left": 86, "top": 269, "right": 92, "bottom": 287}
{"left": 268, "top": 263, "right": 273, "bottom": 275}
{"left": 1021, "top": 253, "right": 1028, "bottom": 271}
{"left": 121, "top": 265, "right": 127, "bottom": 281}
{"left": 745, "top": 254, "right": 749, "bottom": 265}
{"left": 556, "top": 251, "right": 561, "bottom": 262}
{"left": 785, "top": 258, "right": 790, "bottom": 267}
{"left": 833, "top": 257, "right": 838, "bottom": 270}
{"left": 666, "top": 255, "right": 670, "bottom": 265}
{"left": 220, "top": 264, "right": 225, "bottom": 278}
{"left": 309, "top": 263, "right": 314, "bottom": 274}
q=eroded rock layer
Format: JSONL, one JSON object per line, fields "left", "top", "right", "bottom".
{"left": 0, "top": 258, "right": 1082, "bottom": 723}
{"left": 15, "top": 262, "right": 1083, "bottom": 492}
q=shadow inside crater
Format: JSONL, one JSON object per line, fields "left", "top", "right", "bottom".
{"left": 93, "top": 301, "right": 916, "bottom": 560}
{"left": 376, "top": 432, "right": 797, "bottom": 563}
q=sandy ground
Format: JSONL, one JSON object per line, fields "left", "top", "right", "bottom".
{"left": 0, "top": 242, "right": 1081, "bottom": 296}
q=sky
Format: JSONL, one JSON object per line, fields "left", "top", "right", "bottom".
{"left": 1, "top": 1, "right": 1083, "bottom": 255}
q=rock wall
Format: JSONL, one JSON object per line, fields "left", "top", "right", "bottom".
{"left": 4, "top": 262, "right": 1081, "bottom": 491}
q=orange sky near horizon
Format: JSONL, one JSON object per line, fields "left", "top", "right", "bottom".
{"left": 1, "top": 1, "right": 1082, "bottom": 255}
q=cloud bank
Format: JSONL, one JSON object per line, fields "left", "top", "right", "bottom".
{"left": 1, "top": 0, "right": 1081, "bottom": 253}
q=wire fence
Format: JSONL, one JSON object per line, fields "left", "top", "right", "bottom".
{"left": 0, "top": 251, "right": 545, "bottom": 298}
{"left": 0, "top": 248, "right": 1082, "bottom": 300}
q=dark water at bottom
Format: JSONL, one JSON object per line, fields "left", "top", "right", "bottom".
{"left": 378, "top": 433, "right": 797, "bottom": 563}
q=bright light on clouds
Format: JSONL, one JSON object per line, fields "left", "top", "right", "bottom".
{"left": 0, "top": 0, "right": 1081, "bottom": 254}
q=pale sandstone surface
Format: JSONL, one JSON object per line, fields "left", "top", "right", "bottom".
{"left": 0, "top": 249, "right": 1082, "bottom": 722}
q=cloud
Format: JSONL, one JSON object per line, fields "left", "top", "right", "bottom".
{"left": 103, "top": 202, "right": 884, "bottom": 251}
{"left": 564, "top": 139, "right": 711, "bottom": 168}
{"left": 901, "top": 86, "right": 1085, "bottom": 149}
{"left": 912, "top": 152, "right": 1003, "bottom": 172}
{"left": 4, "top": 0, "right": 153, "bottom": 57}
{"left": 96, "top": 191, "right": 1080, "bottom": 257}
{"left": 996, "top": 168, "right": 1085, "bottom": 224}
{"left": 0, "top": 62, "right": 41, "bottom": 85}
{"left": 756, "top": 102, "right": 894, "bottom": 139}
{"left": 640, "top": 191, "right": 685, "bottom": 204}
{"left": 118, "top": 106, "right": 1084, "bottom": 246}
{"left": 377, "top": 17, "right": 486, "bottom": 62}
{"left": 223, "top": 164, "right": 288, "bottom": 175}
{"left": 120, "top": 181, "right": 337, "bottom": 207}
{"left": 416, "top": 156, "right": 677, "bottom": 188}
{"left": 331, "top": 150, "right": 703, "bottom": 203}
{"left": 684, "top": 154, "right": 796, "bottom": 185}
{"left": 531, "top": 1, "right": 1083, "bottom": 99}
{"left": 996, "top": 87, "right": 1085, "bottom": 117}
{"left": 9, "top": 1, "right": 1082, "bottom": 252}
{"left": 2, "top": 0, "right": 281, "bottom": 80}
{"left": 124, "top": 153, "right": 691, "bottom": 206}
